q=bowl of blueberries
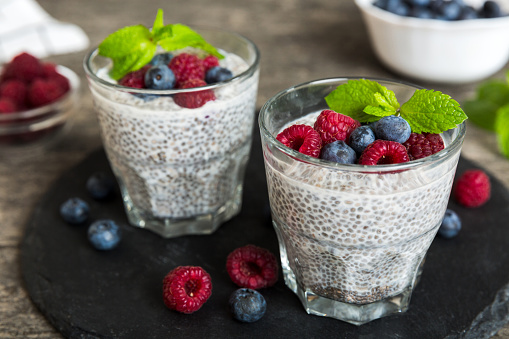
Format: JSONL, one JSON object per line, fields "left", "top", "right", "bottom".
{"left": 354, "top": 0, "right": 509, "bottom": 84}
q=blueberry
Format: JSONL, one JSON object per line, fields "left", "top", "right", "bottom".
{"left": 60, "top": 198, "right": 89, "bottom": 224}
{"left": 407, "top": 0, "right": 430, "bottom": 7}
{"left": 320, "top": 140, "right": 357, "bottom": 164}
{"left": 205, "top": 66, "right": 233, "bottom": 84}
{"left": 410, "top": 6, "right": 434, "bottom": 18}
{"left": 386, "top": 0, "right": 410, "bottom": 16}
{"left": 149, "top": 53, "right": 173, "bottom": 66}
{"left": 86, "top": 172, "right": 115, "bottom": 199}
{"left": 229, "top": 288, "right": 267, "bottom": 323}
{"left": 88, "top": 219, "right": 121, "bottom": 250}
{"left": 144, "top": 65, "right": 175, "bottom": 90}
{"left": 437, "top": 0, "right": 463, "bottom": 20}
{"left": 438, "top": 209, "right": 461, "bottom": 238}
{"left": 375, "top": 116, "right": 412, "bottom": 144}
{"left": 349, "top": 126, "right": 376, "bottom": 154}
{"left": 482, "top": 0, "right": 503, "bottom": 18}
{"left": 458, "top": 6, "right": 479, "bottom": 19}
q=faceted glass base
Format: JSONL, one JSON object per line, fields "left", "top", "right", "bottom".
{"left": 282, "top": 265, "right": 413, "bottom": 325}
{"left": 119, "top": 183, "right": 243, "bottom": 238}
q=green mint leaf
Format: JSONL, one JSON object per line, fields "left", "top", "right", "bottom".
{"left": 152, "top": 9, "right": 164, "bottom": 32}
{"left": 98, "top": 25, "right": 156, "bottom": 80}
{"left": 495, "top": 104, "right": 509, "bottom": 159}
{"left": 463, "top": 79, "right": 509, "bottom": 131}
{"left": 400, "top": 89, "right": 467, "bottom": 134}
{"left": 156, "top": 24, "right": 224, "bottom": 59}
{"left": 325, "top": 79, "right": 400, "bottom": 123}
{"left": 462, "top": 99, "right": 498, "bottom": 131}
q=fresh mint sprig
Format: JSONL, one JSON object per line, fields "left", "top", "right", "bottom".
{"left": 98, "top": 9, "right": 224, "bottom": 80}
{"left": 463, "top": 70, "right": 509, "bottom": 159}
{"left": 325, "top": 79, "right": 468, "bottom": 134}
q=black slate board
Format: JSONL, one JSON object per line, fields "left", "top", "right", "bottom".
{"left": 20, "top": 126, "right": 509, "bottom": 339}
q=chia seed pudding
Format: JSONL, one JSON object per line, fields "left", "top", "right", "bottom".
{"left": 259, "top": 78, "right": 466, "bottom": 324}
{"left": 85, "top": 33, "right": 260, "bottom": 238}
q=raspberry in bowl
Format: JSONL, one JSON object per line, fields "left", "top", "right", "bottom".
{"left": 258, "top": 78, "right": 466, "bottom": 325}
{"left": 0, "top": 52, "right": 79, "bottom": 157}
{"left": 84, "top": 10, "right": 260, "bottom": 238}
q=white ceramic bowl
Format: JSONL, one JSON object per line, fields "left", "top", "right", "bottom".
{"left": 354, "top": 0, "right": 509, "bottom": 84}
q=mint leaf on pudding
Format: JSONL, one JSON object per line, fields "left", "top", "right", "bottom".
{"left": 325, "top": 79, "right": 400, "bottom": 123}
{"left": 400, "top": 89, "right": 467, "bottom": 134}
{"left": 326, "top": 79, "right": 467, "bottom": 134}
{"left": 98, "top": 9, "right": 223, "bottom": 80}
{"left": 98, "top": 25, "right": 156, "bottom": 80}
{"left": 495, "top": 104, "right": 509, "bottom": 159}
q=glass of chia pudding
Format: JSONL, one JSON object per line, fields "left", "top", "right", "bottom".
{"left": 84, "top": 27, "right": 260, "bottom": 238}
{"left": 259, "top": 78, "right": 466, "bottom": 325}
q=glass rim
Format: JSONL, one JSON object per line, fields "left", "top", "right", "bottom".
{"left": 258, "top": 76, "right": 467, "bottom": 173}
{"left": 83, "top": 27, "right": 260, "bottom": 95}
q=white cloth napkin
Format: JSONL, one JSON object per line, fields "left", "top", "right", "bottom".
{"left": 0, "top": 0, "right": 89, "bottom": 63}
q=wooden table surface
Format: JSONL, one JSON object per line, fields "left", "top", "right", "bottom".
{"left": 1, "top": 0, "right": 508, "bottom": 337}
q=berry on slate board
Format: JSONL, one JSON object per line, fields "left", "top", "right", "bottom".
{"left": 320, "top": 140, "right": 357, "bottom": 164}
{"left": 87, "top": 219, "right": 122, "bottom": 250}
{"left": 173, "top": 78, "right": 216, "bottom": 108}
{"left": 313, "top": 109, "right": 361, "bottom": 145}
{"left": 60, "top": 197, "right": 90, "bottom": 224}
{"left": 163, "top": 266, "right": 212, "bottom": 314}
{"left": 229, "top": 288, "right": 267, "bottom": 323}
{"left": 86, "top": 172, "right": 115, "bottom": 199}
{"left": 454, "top": 169, "right": 491, "bottom": 207}
{"left": 358, "top": 139, "right": 410, "bottom": 165}
{"left": 226, "top": 244, "right": 278, "bottom": 290}
{"left": 438, "top": 209, "right": 462, "bottom": 238}
{"left": 276, "top": 124, "right": 322, "bottom": 158}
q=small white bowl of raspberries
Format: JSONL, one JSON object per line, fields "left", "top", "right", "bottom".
{"left": 0, "top": 52, "right": 79, "bottom": 157}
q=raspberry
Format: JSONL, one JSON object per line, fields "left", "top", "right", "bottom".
{"left": 173, "top": 79, "right": 215, "bottom": 108}
{"left": 0, "top": 80, "right": 27, "bottom": 108}
{"left": 0, "top": 98, "right": 16, "bottom": 113}
{"left": 276, "top": 124, "right": 322, "bottom": 158}
{"left": 358, "top": 139, "right": 410, "bottom": 165}
{"left": 202, "top": 55, "right": 220, "bottom": 71}
{"left": 28, "top": 78, "right": 66, "bottom": 107}
{"left": 162, "top": 266, "right": 212, "bottom": 314}
{"left": 169, "top": 53, "right": 205, "bottom": 86}
{"left": 226, "top": 245, "right": 278, "bottom": 290}
{"left": 403, "top": 132, "right": 445, "bottom": 160}
{"left": 1, "top": 52, "right": 43, "bottom": 83}
{"left": 118, "top": 65, "right": 150, "bottom": 89}
{"left": 453, "top": 169, "right": 491, "bottom": 207}
{"left": 313, "top": 109, "right": 361, "bottom": 144}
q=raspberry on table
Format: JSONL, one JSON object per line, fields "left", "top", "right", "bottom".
{"left": 403, "top": 132, "right": 445, "bottom": 160}
{"left": 28, "top": 78, "right": 67, "bottom": 107}
{"left": 276, "top": 124, "right": 322, "bottom": 158}
{"left": 169, "top": 53, "right": 206, "bottom": 86}
{"left": 1, "top": 52, "right": 43, "bottom": 83}
{"left": 163, "top": 266, "right": 213, "bottom": 314}
{"left": 453, "top": 169, "right": 491, "bottom": 207}
{"left": 0, "top": 80, "right": 27, "bottom": 108}
{"left": 226, "top": 244, "right": 278, "bottom": 290}
{"left": 358, "top": 139, "right": 410, "bottom": 165}
{"left": 313, "top": 109, "right": 361, "bottom": 145}
{"left": 229, "top": 288, "right": 267, "bottom": 323}
{"left": 0, "top": 97, "right": 16, "bottom": 113}
{"left": 173, "top": 79, "right": 216, "bottom": 108}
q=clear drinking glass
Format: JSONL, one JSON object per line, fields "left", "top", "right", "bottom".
{"left": 84, "top": 29, "right": 260, "bottom": 238}
{"left": 259, "top": 78, "right": 465, "bottom": 325}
